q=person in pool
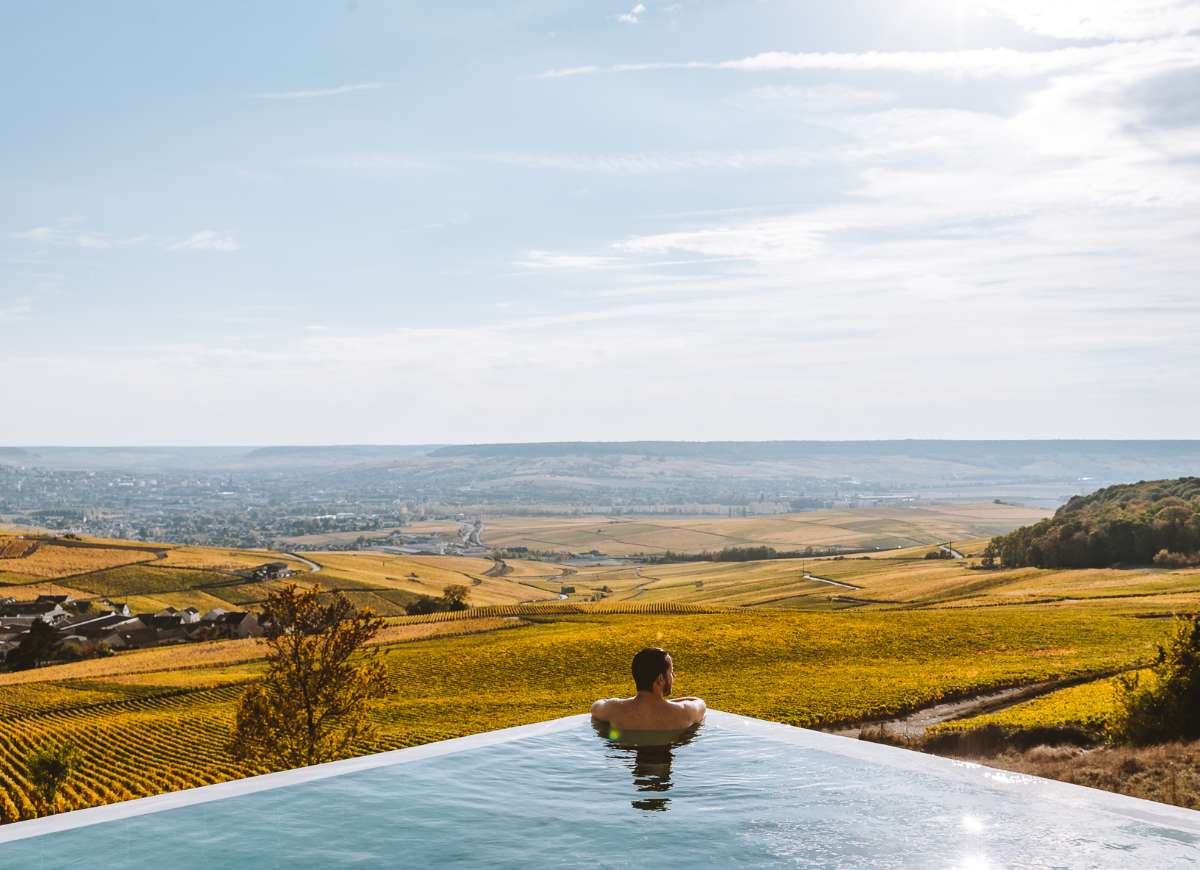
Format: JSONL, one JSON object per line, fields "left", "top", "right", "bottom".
{"left": 591, "top": 647, "right": 706, "bottom": 733}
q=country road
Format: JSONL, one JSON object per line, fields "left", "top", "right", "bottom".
{"left": 802, "top": 572, "right": 861, "bottom": 591}
{"left": 939, "top": 544, "right": 965, "bottom": 559}
{"left": 286, "top": 553, "right": 322, "bottom": 574}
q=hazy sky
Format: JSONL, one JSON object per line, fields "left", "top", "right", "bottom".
{"left": 3, "top": 1, "right": 1199, "bottom": 444}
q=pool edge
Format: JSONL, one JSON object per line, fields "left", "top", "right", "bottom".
{"left": 2, "top": 710, "right": 1197, "bottom": 845}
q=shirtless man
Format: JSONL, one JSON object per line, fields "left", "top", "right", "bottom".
{"left": 591, "top": 647, "right": 706, "bottom": 733}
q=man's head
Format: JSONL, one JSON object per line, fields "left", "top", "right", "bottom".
{"left": 632, "top": 647, "right": 673, "bottom": 696}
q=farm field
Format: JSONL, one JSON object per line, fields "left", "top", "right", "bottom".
{"left": 0, "top": 606, "right": 1164, "bottom": 822}
{"left": 310, "top": 552, "right": 563, "bottom": 606}
{"left": 4, "top": 529, "right": 1199, "bottom": 616}
{"left": 481, "top": 503, "right": 1050, "bottom": 556}
{"left": 935, "top": 670, "right": 1153, "bottom": 736}
{"left": 0, "top": 535, "right": 564, "bottom": 613}
{"left": 0, "top": 538, "right": 157, "bottom": 582}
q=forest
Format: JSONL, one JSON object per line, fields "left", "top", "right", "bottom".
{"left": 984, "top": 478, "right": 1200, "bottom": 569}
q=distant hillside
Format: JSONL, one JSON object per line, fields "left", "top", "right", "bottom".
{"left": 985, "top": 478, "right": 1200, "bottom": 568}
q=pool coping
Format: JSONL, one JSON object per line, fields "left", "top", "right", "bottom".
{"left": 2, "top": 710, "right": 1198, "bottom": 845}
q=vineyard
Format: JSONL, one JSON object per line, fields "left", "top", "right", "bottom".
{"left": 0, "top": 538, "right": 38, "bottom": 560}
{"left": 0, "top": 607, "right": 1166, "bottom": 822}
{"left": 934, "top": 669, "right": 1155, "bottom": 736}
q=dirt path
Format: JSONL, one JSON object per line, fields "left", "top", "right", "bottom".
{"left": 802, "top": 572, "right": 861, "bottom": 591}
{"left": 827, "top": 670, "right": 1122, "bottom": 740}
{"left": 285, "top": 553, "right": 322, "bottom": 574}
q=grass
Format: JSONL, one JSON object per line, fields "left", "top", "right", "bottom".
{"left": 0, "top": 606, "right": 1163, "bottom": 821}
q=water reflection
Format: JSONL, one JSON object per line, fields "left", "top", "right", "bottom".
{"left": 593, "top": 721, "right": 701, "bottom": 812}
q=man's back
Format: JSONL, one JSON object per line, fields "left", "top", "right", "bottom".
{"left": 592, "top": 694, "right": 706, "bottom": 732}
{"left": 591, "top": 648, "right": 705, "bottom": 732}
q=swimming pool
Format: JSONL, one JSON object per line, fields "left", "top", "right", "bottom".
{"left": 2, "top": 711, "right": 1198, "bottom": 868}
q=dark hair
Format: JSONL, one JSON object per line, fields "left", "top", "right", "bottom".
{"left": 632, "top": 647, "right": 670, "bottom": 692}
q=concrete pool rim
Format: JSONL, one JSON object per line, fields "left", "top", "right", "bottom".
{"left": 2, "top": 710, "right": 1198, "bottom": 845}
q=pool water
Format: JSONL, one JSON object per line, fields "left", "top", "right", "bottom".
{"left": 2, "top": 711, "right": 1198, "bottom": 868}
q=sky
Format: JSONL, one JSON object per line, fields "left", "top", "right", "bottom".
{"left": 3, "top": 1, "right": 1199, "bottom": 444}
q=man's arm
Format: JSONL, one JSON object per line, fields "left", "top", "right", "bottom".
{"left": 670, "top": 697, "right": 706, "bottom": 723}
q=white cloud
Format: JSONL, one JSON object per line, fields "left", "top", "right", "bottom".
{"left": 616, "top": 219, "right": 836, "bottom": 261}
{"left": 539, "top": 41, "right": 1150, "bottom": 79}
{"left": 168, "top": 231, "right": 240, "bottom": 252}
{"left": 12, "top": 225, "right": 148, "bottom": 248}
{"left": 515, "top": 250, "right": 619, "bottom": 270}
{"left": 13, "top": 226, "right": 54, "bottom": 241}
{"left": 0, "top": 297, "right": 33, "bottom": 320}
{"left": 253, "top": 83, "right": 386, "bottom": 100}
{"left": 617, "top": 3, "right": 646, "bottom": 24}
{"left": 978, "top": 0, "right": 1200, "bottom": 40}
{"left": 486, "top": 148, "right": 816, "bottom": 174}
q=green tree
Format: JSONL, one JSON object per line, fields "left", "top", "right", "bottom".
{"left": 8, "top": 620, "right": 59, "bottom": 671}
{"left": 442, "top": 584, "right": 470, "bottom": 610}
{"left": 27, "top": 743, "right": 81, "bottom": 814}
{"left": 230, "top": 584, "right": 392, "bottom": 769}
{"left": 1112, "top": 613, "right": 1200, "bottom": 745}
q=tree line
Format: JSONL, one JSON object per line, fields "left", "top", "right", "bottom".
{"left": 983, "top": 477, "right": 1200, "bottom": 569}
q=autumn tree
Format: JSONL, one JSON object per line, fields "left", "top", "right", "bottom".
{"left": 230, "top": 584, "right": 392, "bottom": 769}
{"left": 442, "top": 584, "right": 470, "bottom": 610}
{"left": 27, "top": 743, "right": 80, "bottom": 814}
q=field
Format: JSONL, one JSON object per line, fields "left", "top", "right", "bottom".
{"left": 4, "top": 525, "right": 1200, "bottom": 822}
{"left": 481, "top": 502, "right": 1050, "bottom": 555}
{"left": 0, "top": 538, "right": 158, "bottom": 582}
{"left": 934, "top": 670, "right": 1151, "bottom": 736}
{"left": 0, "top": 606, "right": 1165, "bottom": 822}
{"left": 0, "top": 536, "right": 564, "bottom": 613}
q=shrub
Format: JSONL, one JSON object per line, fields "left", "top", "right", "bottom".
{"left": 1112, "top": 614, "right": 1200, "bottom": 745}
{"left": 1153, "top": 549, "right": 1200, "bottom": 568}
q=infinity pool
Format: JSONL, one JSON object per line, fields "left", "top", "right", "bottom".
{"left": 2, "top": 711, "right": 1198, "bottom": 868}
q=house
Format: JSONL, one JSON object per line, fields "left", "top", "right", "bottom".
{"left": 0, "top": 601, "right": 68, "bottom": 626}
{"left": 201, "top": 608, "right": 228, "bottom": 623}
{"left": 57, "top": 612, "right": 135, "bottom": 636}
{"left": 251, "top": 562, "right": 293, "bottom": 581}
{"left": 180, "top": 607, "right": 200, "bottom": 624}
{"left": 73, "top": 613, "right": 140, "bottom": 639}
{"left": 107, "top": 602, "right": 132, "bottom": 617}
{"left": 35, "top": 594, "right": 74, "bottom": 606}
{"left": 212, "top": 611, "right": 263, "bottom": 639}
{"left": 0, "top": 639, "right": 17, "bottom": 662}
{"left": 111, "top": 627, "right": 160, "bottom": 650}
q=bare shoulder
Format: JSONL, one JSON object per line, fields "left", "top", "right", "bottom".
{"left": 590, "top": 697, "right": 621, "bottom": 719}
{"left": 672, "top": 696, "right": 706, "bottom": 723}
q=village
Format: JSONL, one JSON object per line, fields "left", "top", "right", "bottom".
{"left": 0, "top": 561, "right": 294, "bottom": 669}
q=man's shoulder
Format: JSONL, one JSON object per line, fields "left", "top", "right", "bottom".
{"left": 590, "top": 696, "right": 627, "bottom": 717}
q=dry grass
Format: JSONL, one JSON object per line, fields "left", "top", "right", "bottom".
{"left": 972, "top": 742, "right": 1200, "bottom": 810}
{"left": 0, "top": 544, "right": 153, "bottom": 581}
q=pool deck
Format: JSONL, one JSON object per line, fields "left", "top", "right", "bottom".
{"left": 2, "top": 710, "right": 1198, "bottom": 845}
